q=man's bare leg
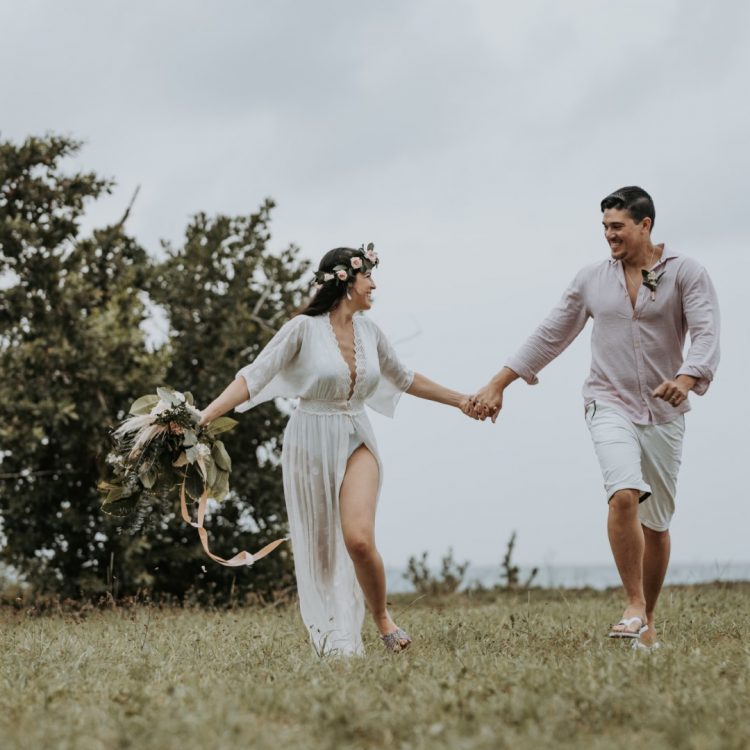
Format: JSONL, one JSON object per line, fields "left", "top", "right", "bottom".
{"left": 607, "top": 488, "right": 647, "bottom": 633}
{"left": 641, "top": 526, "right": 670, "bottom": 645}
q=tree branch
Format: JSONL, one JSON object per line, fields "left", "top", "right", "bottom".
{"left": 112, "top": 185, "right": 141, "bottom": 231}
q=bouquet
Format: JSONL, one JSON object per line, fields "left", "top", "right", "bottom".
{"left": 99, "top": 387, "right": 286, "bottom": 567}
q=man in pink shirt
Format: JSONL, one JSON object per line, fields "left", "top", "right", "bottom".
{"left": 469, "top": 186, "right": 720, "bottom": 651}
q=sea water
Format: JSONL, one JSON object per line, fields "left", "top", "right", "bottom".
{"left": 386, "top": 560, "right": 750, "bottom": 593}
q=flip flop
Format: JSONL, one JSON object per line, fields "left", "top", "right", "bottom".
{"left": 608, "top": 615, "right": 648, "bottom": 639}
{"left": 631, "top": 638, "right": 661, "bottom": 653}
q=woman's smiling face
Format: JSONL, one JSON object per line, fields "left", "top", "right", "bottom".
{"left": 349, "top": 270, "right": 376, "bottom": 310}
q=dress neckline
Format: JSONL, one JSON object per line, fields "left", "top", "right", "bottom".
{"left": 325, "top": 312, "right": 361, "bottom": 401}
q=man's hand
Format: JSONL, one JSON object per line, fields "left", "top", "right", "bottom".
{"left": 460, "top": 367, "right": 517, "bottom": 423}
{"left": 652, "top": 375, "right": 696, "bottom": 408}
{"left": 464, "top": 383, "right": 503, "bottom": 423}
{"left": 459, "top": 396, "right": 484, "bottom": 420}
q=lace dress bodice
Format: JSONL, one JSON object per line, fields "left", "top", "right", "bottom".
{"left": 236, "top": 312, "right": 414, "bottom": 416}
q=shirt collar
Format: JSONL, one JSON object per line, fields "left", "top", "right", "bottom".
{"left": 608, "top": 244, "right": 678, "bottom": 268}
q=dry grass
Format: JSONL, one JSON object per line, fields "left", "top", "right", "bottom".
{"left": 1, "top": 584, "right": 749, "bottom": 750}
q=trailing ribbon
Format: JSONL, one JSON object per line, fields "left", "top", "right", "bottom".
{"left": 179, "top": 479, "right": 288, "bottom": 567}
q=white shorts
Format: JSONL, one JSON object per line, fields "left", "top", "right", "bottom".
{"left": 585, "top": 401, "right": 685, "bottom": 531}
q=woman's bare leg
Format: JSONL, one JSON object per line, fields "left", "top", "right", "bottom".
{"left": 339, "top": 445, "right": 408, "bottom": 645}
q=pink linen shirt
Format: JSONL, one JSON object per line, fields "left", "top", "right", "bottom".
{"left": 505, "top": 250, "right": 720, "bottom": 425}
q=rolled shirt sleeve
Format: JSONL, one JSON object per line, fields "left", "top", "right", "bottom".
{"left": 674, "top": 259, "right": 720, "bottom": 395}
{"left": 505, "top": 270, "right": 590, "bottom": 384}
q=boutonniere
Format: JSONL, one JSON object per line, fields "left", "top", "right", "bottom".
{"left": 642, "top": 269, "right": 665, "bottom": 300}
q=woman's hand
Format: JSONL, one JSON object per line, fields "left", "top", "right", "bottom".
{"left": 406, "top": 373, "right": 465, "bottom": 409}
{"left": 459, "top": 395, "right": 486, "bottom": 421}
{"left": 198, "top": 378, "right": 250, "bottom": 427}
{"left": 470, "top": 384, "right": 503, "bottom": 422}
{"left": 465, "top": 368, "right": 518, "bottom": 423}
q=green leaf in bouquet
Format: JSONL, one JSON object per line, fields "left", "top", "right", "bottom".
{"left": 103, "top": 486, "right": 125, "bottom": 504}
{"left": 183, "top": 429, "right": 198, "bottom": 447}
{"left": 136, "top": 451, "right": 155, "bottom": 471}
{"left": 173, "top": 451, "right": 189, "bottom": 467}
{"left": 184, "top": 391, "right": 195, "bottom": 405}
{"left": 212, "top": 468, "right": 230, "bottom": 500}
{"left": 139, "top": 466, "right": 157, "bottom": 489}
{"left": 157, "top": 386, "right": 180, "bottom": 406}
{"left": 205, "top": 456, "right": 217, "bottom": 488}
{"left": 101, "top": 494, "right": 138, "bottom": 517}
{"left": 184, "top": 466, "right": 206, "bottom": 501}
{"left": 206, "top": 417, "right": 239, "bottom": 437}
{"left": 212, "top": 440, "right": 232, "bottom": 472}
{"left": 186, "top": 445, "right": 200, "bottom": 464}
{"left": 129, "top": 394, "right": 159, "bottom": 415}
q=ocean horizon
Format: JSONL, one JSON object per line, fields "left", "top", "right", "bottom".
{"left": 386, "top": 560, "right": 750, "bottom": 593}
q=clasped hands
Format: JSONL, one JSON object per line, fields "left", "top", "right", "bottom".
{"left": 458, "top": 373, "right": 695, "bottom": 424}
{"left": 460, "top": 384, "right": 503, "bottom": 423}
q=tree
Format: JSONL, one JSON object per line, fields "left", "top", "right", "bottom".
{"left": 140, "top": 204, "right": 311, "bottom": 601}
{"left": 1, "top": 135, "right": 310, "bottom": 602}
{"left": 0, "top": 135, "right": 166, "bottom": 596}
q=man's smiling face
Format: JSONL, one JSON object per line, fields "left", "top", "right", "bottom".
{"left": 602, "top": 207, "right": 651, "bottom": 262}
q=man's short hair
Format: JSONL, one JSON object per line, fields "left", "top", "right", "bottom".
{"left": 600, "top": 186, "right": 655, "bottom": 230}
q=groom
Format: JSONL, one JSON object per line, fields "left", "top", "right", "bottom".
{"left": 469, "top": 186, "right": 720, "bottom": 649}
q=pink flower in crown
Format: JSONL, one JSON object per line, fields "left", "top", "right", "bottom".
{"left": 365, "top": 248, "right": 378, "bottom": 264}
{"left": 336, "top": 269, "right": 348, "bottom": 281}
{"left": 350, "top": 256, "right": 363, "bottom": 270}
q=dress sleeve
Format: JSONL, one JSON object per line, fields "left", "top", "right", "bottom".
{"left": 365, "top": 319, "right": 415, "bottom": 418}
{"left": 234, "top": 315, "right": 307, "bottom": 412}
{"left": 675, "top": 259, "right": 721, "bottom": 395}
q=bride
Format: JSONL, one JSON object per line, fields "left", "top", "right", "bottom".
{"left": 199, "top": 245, "right": 469, "bottom": 655}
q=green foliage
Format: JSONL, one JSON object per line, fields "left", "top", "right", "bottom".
{"left": 404, "top": 548, "right": 470, "bottom": 595}
{"left": 500, "top": 531, "right": 538, "bottom": 591}
{"left": 99, "top": 388, "right": 236, "bottom": 527}
{"left": 0, "top": 135, "right": 167, "bottom": 597}
{"left": 404, "top": 534, "right": 538, "bottom": 596}
{"left": 0, "top": 134, "right": 310, "bottom": 602}
{"left": 140, "top": 201, "right": 311, "bottom": 600}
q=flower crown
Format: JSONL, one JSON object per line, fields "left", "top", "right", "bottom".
{"left": 312, "top": 243, "right": 379, "bottom": 287}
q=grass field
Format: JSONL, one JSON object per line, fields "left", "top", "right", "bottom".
{"left": 1, "top": 584, "right": 749, "bottom": 750}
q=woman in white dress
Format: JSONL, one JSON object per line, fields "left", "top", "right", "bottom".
{"left": 199, "top": 245, "right": 469, "bottom": 655}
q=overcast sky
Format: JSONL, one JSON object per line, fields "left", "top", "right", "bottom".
{"left": 2, "top": 1, "right": 748, "bottom": 571}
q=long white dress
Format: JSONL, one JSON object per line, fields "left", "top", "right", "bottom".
{"left": 235, "top": 311, "right": 414, "bottom": 655}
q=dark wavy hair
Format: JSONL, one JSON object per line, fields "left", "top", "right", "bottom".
{"left": 600, "top": 186, "right": 655, "bottom": 231}
{"left": 298, "top": 247, "right": 369, "bottom": 317}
